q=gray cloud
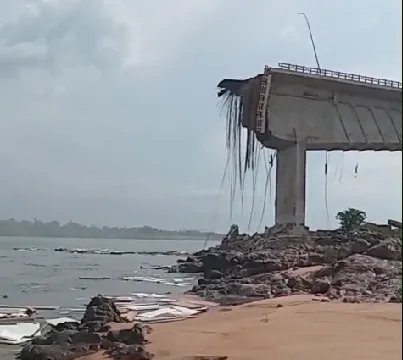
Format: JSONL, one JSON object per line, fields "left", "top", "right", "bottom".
{"left": 0, "top": 0, "right": 129, "bottom": 75}
{"left": 0, "top": 0, "right": 401, "bottom": 232}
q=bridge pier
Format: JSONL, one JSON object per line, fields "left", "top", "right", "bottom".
{"left": 274, "top": 141, "right": 308, "bottom": 234}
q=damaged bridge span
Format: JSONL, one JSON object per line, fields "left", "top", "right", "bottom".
{"left": 217, "top": 63, "right": 402, "bottom": 233}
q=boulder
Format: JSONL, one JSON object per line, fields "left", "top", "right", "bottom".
{"left": 311, "top": 277, "right": 331, "bottom": 294}
{"left": 366, "top": 238, "right": 402, "bottom": 261}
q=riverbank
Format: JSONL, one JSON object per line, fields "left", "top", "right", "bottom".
{"left": 5, "top": 295, "right": 401, "bottom": 360}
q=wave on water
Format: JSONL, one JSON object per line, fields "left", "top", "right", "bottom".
{"left": 13, "top": 247, "right": 191, "bottom": 257}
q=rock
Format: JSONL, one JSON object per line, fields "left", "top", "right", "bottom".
{"left": 177, "top": 261, "right": 204, "bottom": 273}
{"left": 240, "top": 259, "right": 283, "bottom": 277}
{"left": 105, "top": 343, "right": 154, "bottom": 360}
{"left": 366, "top": 239, "right": 402, "bottom": 261}
{"left": 18, "top": 296, "right": 154, "bottom": 360}
{"left": 286, "top": 276, "right": 305, "bottom": 291}
{"left": 174, "top": 225, "right": 401, "bottom": 305}
{"left": 308, "top": 253, "right": 327, "bottom": 264}
{"left": 81, "top": 295, "right": 127, "bottom": 330}
{"left": 388, "top": 295, "right": 401, "bottom": 303}
{"left": 342, "top": 296, "right": 361, "bottom": 303}
{"left": 204, "top": 269, "right": 223, "bottom": 280}
{"left": 234, "top": 284, "right": 271, "bottom": 297}
{"left": 350, "top": 238, "right": 372, "bottom": 254}
{"left": 105, "top": 324, "right": 149, "bottom": 345}
{"left": 311, "top": 277, "right": 331, "bottom": 294}
{"left": 201, "top": 252, "right": 235, "bottom": 272}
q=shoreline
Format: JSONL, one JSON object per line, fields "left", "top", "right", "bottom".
{"left": 0, "top": 235, "right": 221, "bottom": 241}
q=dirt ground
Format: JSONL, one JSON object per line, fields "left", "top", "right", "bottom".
{"left": 147, "top": 296, "right": 402, "bottom": 360}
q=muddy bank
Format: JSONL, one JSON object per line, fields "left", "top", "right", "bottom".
{"left": 170, "top": 225, "right": 402, "bottom": 305}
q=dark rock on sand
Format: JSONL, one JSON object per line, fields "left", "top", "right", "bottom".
{"left": 105, "top": 343, "right": 154, "bottom": 360}
{"left": 18, "top": 296, "right": 153, "bottom": 360}
{"left": 105, "top": 324, "right": 151, "bottom": 345}
{"left": 81, "top": 295, "right": 127, "bottom": 332}
{"left": 311, "top": 277, "right": 331, "bottom": 294}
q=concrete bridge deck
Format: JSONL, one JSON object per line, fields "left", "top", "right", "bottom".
{"left": 218, "top": 64, "right": 402, "bottom": 232}
{"left": 259, "top": 66, "right": 402, "bottom": 151}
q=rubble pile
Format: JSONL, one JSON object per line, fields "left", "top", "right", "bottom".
{"left": 171, "top": 225, "right": 402, "bottom": 305}
{"left": 17, "top": 296, "right": 154, "bottom": 360}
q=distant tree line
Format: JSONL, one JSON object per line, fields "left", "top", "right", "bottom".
{"left": 0, "top": 218, "right": 223, "bottom": 240}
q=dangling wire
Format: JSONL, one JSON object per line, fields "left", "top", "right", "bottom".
{"left": 257, "top": 151, "right": 276, "bottom": 232}
{"left": 298, "top": 12, "right": 321, "bottom": 70}
{"left": 333, "top": 151, "right": 345, "bottom": 183}
{"left": 324, "top": 152, "right": 330, "bottom": 228}
{"left": 203, "top": 153, "right": 231, "bottom": 249}
{"left": 354, "top": 162, "right": 359, "bottom": 178}
{"left": 299, "top": 12, "right": 331, "bottom": 228}
{"left": 247, "top": 147, "right": 262, "bottom": 232}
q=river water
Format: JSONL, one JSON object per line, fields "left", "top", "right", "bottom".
{"left": 0, "top": 236, "right": 219, "bottom": 309}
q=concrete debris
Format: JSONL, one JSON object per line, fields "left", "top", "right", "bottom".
{"left": 170, "top": 225, "right": 402, "bottom": 305}
{"left": 0, "top": 323, "right": 41, "bottom": 345}
{"left": 0, "top": 307, "right": 36, "bottom": 323}
{"left": 120, "top": 276, "right": 191, "bottom": 287}
{"left": 388, "top": 219, "right": 402, "bottom": 229}
{"left": 15, "top": 294, "right": 212, "bottom": 360}
{"left": 45, "top": 318, "right": 78, "bottom": 327}
{"left": 135, "top": 305, "right": 205, "bottom": 323}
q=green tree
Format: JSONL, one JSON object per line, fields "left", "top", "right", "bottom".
{"left": 336, "top": 208, "right": 367, "bottom": 233}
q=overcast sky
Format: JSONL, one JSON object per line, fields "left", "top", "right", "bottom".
{"left": 0, "top": 0, "right": 401, "bottom": 232}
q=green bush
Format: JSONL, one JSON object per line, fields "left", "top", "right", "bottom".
{"left": 336, "top": 208, "right": 367, "bottom": 233}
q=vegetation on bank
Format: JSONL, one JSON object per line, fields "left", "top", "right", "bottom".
{"left": 336, "top": 208, "right": 367, "bottom": 233}
{"left": 0, "top": 218, "right": 223, "bottom": 240}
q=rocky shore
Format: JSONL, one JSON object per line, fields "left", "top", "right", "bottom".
{"left": 18, "top": 296, "right": 154, "bottom": 360}
{"left": 170, "top": 225, "right": 402, "bottom": 305}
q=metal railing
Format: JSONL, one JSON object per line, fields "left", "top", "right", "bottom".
{"left": 278, "top": 63, "right": 402, "bottom": 89}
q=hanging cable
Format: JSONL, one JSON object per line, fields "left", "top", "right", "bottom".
{"left": 299, "top": 12, "right": 332, "bottom": 228}
{"left": 203, "top": 153, "right": 231, "bottom": 250}
{"left": 324, "top": 152, "right": 330, "bottom": 228}
{"left": 354, "top": 162, "right": 359, "bottom": 178}
{"left": 257, "top": 151, "right": 276, "bottom": 232}
{"left": 298, "top": 13, "right": 321, "bottom": 70}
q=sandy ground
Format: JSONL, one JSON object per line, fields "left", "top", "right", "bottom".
{"left": 0, "top": 346, "right": 19, "bottom": 360}
{"left": 146, "top": 296, "right": 402, "bottom": 360}
{"left": 1, "top": 296, "right": 401, "bottom": 360}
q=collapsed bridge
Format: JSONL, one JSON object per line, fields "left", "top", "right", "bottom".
{"left": 218, "top": 63, "right": 402, "bottom": 233}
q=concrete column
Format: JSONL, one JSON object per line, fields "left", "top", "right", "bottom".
{"left": 275, "top": 141, "right": 306, "bottom": 227}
